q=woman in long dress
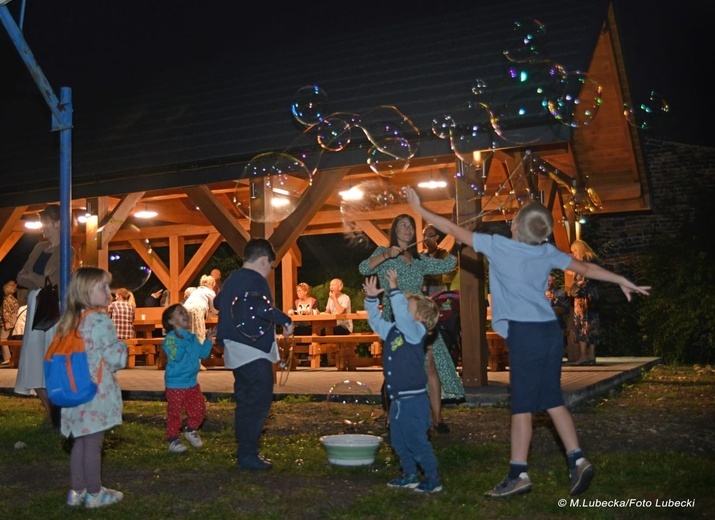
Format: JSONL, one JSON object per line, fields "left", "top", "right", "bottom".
{"left": 359, "top": 214, "right": 464, "bottom": 432}
{"left": 14, "top": 205, "right": 76, "bottom": 421}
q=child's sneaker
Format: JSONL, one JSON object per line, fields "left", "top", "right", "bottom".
{"left": 169, "top": 439, "right": 188, "bottom": 453}
{"left": 387, "top": 474, "right": 420, "bottom": 489}
{"left": 84, "top": 487, "right": 123, "bottom": 508}
{"left": 66, "top": 489, "right": 86, "bottom": 507}
{"left": 414, "top": 478, "right": 443, "bottom": 494}
{"left": 183, "top": 429, "right": 204, "bottom": 448}
{"left": 484, "top": 472, "right": 532, "bottom": 498}
{"left": 569, "top": 458, "right": 595, "bottom": 496}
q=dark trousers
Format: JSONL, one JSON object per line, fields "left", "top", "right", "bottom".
{"left": 232, "top": 359, "right": 274, "bottom": 461}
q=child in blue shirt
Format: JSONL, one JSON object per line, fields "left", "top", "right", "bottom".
{"left": 162, "top": 304, "right": 213, "bottom": 453}
{"left": 405, "top": 186, "right": 650, "bottom": 498}
{"left": 364, "top": 268, "right": 443, "bottom": 494}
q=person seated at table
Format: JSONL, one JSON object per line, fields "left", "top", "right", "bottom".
{"left": 145, "top": 285, "right": 166, "bottom": 307}
{"left": 324, "top": 278, "right": 353, "bottom": 335}
{"left": 291, "top": 282, "right": 318, "bottom": 336}
{"left": 108, "top": 287, "right": 136, "bottom": 340}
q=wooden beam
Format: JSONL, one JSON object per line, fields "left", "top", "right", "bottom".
{"left": 99, "top": 192, "right": 145, "bottom": 248}
{"left": 0, "top": 206, "right": 28, "bottom": 263}
{"left": 270, "top": 167, "right": 350, "bottom": 260}
{"left": 129, "top": 238, "right": 170, "bottom": 289}
{"left": 183, "top": 185, "right": 249, "bottom": 257}
{"left": 178, "top": 232, "right": 223, "bottom": 288}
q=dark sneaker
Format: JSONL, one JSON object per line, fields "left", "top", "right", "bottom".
{"left": 414, "top": 478, "right": 443, "bottom": 494}
{"left": 569, "top": 458, "right": 595, "bottom": 496}
{"left": 484, "top": 473, "right": 532, "bottom": 498}
{"left": 237, "top": 454, "right": 273, "bottom": 471}
{"left": 387, "top": 474, "right": 420, "bottom": 489}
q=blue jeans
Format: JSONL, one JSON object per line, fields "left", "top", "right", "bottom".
{"left": 389, "top": 392, "right": 439, "bottom": 481}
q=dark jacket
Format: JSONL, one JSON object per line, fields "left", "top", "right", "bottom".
{"left": 214, "top": 267, "right": 291, "bottom": 353}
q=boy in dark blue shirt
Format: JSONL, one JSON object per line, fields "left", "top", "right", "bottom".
{"left": 364, "top": 269, "right": 443, "bottom": 493}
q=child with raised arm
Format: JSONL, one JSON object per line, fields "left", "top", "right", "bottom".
{"left": 59, "top": 267, "right": 128, "bottom": 508}
{"left": 161, "top": 303, "right": 213, "bottom": 453}
{"left": 364, "top": 269, "right": 443, "bottom": 494}
{"left": 404, "top": 186, "right": 650, "bottom": 498}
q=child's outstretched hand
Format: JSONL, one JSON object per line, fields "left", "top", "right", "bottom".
{"left": 385, "top": 269, "right": 398, "bottom": 289}
{"left": 363, "top": 276, "right": 384, "bottom": 298}
{"left": 403, "top": 186, "right": 421, "bottom": 209}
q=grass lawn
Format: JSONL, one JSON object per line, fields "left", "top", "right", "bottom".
{"left": 0, "top": 365, "right": 713, "bottom": 519}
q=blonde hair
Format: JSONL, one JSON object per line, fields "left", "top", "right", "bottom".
{"left": 199, "top": 274, "right": 215, "bottom": 288}
{"left": 513, "top": 201, "right": 553, "bottom": 245}
{"left": 570, "top": 239, "right": 598, "bottom": 261}
{"left": 406, "top": 293, "right": 440, "bottom": 331}
{"left": 57, "top": 267, "right": 111, "bottom": 335}
{"left": 296, "top": 282, "right": 311, "bottom": 294}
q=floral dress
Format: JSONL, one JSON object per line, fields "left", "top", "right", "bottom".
{"left": 572, "top": 272, "right": 600, "bottom": 345}
{"left": 359, "top": 248, "right": 464, "bottom": 400}
{"left": 61, "top": 311, "right": 128, "bottom": 439}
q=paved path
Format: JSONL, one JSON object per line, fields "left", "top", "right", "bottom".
{"left": 0, "top": 357, "right": 661, "bottom": 408}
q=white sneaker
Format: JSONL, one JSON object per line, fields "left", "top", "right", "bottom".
{"left": 84, "top": 487, "right": 123, "bottom": 508}
{"left": 183, "top": 429, "right": 204, "bottom": 448}
{"left": 66, "top": 488, "right": 86, "bottom": 506}
{"left": 169, "top": 439, "right": 188, "bottom": 453}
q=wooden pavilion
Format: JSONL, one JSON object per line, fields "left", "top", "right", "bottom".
{"left": 0, "top": 1, "right": 650, "bottom": 387}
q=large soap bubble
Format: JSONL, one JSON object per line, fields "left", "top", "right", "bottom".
{"left": 548, "top": 71, "right": 603, "bottom": 127}
{"left": 623, "top": 91, "right": 669, "bottom": 130}
{"left": 233, "top": 152, "right": 312, "bottom": 223}
{"left": 291, "top": 85, "right": 329, "bottom": 127}
{"left": 503, "top": 19, "right": 548, "bottom": 63}
{"left": 339, "top": 180, "right": 408, "bottom": 232}
{"left": 326, "top": 380, "right": 377, "bottom": 426}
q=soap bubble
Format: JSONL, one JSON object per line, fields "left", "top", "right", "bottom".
{"left": 291, "top": 85, "right": 329, "bottom": 127}
{"left": 366, "top": 139, "right": 412, "bottom": 177}
{"left": 623, "top": 91, "right": 669, "bottom": 130}
{"left": 233, "top": 152, "right": 312, "bottom": 223}
{"left": 548, "top": 71, "right": 603, "bottom": 127}
{"left": 503, "top": 19, "right": 548, "bottom": 63}
{"left": 326, "top": 380, "right": 376, "bottom": 426}
{"left": 339, "top": 180, "right": 408, "bottom": 232}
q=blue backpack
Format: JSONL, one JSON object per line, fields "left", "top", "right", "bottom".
{"left": 43, "top": 310, "right": 103, "bottom": 407}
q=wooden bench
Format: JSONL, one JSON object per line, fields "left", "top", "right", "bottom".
{"left": 124, "top": 338, "right": 164, "bottom": 368}
{"left": 486, "top": 331, "right": 509, "bottom": 371}
{"left": 309, "top": 333, "right": 382, "bottom": 370}
{"left": 0, "top": 339, "right": 23, "bottom": 368}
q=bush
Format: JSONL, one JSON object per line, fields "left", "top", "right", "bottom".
{"left": 636, "top": 208, "right": 715, "bottom": 364}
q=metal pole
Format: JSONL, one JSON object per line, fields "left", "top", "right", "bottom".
{"left": 1, "top": 5, "right": 74, "bottom": 305}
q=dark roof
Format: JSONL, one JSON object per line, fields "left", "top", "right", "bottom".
{"left": 0, "top": 0, "right": 609, "bottom": 207}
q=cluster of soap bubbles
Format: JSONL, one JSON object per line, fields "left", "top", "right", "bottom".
{"left": 432, "top": 19, "right": 606, "bottom": 160}
{"left": 326, "top": 380, "right": 378, "bottom": 429}
{"left": 233, "top": 87, "right": 420, "bottom": 224}
{"left": 232, "top": 19, "right": 666, "bottom": 227}
{"left": 430, "top": 19, "right": 664, "bottom": 223}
